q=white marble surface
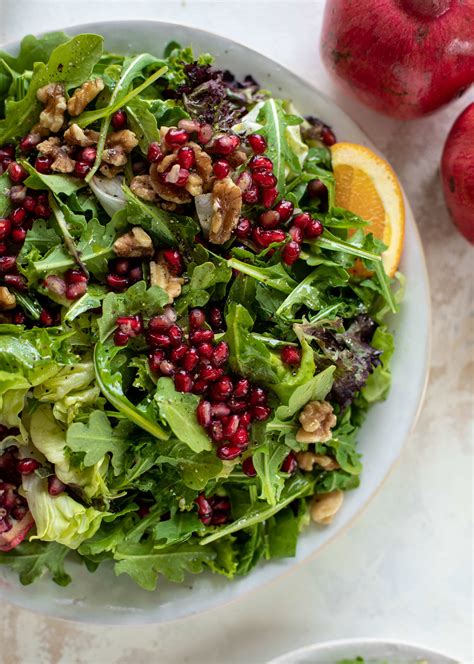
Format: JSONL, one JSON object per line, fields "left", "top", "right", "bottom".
{"left": 0, "top": 1, "right": 472, "bottom": 663}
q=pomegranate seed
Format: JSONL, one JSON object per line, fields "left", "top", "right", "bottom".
{"left": 289, "top": 226, "right": 303, "bottom": 243}
{"left": 23, "top": 196, "right": 36, "bottom": 212}
{"left": 212, "top": 134, "right": 240, "bottom": 155}
{"left": 211, "top": 403, "right": 231, "bottom": 418}
{"left": 148, "top": 332, "right": 172, "bottom": 348}
{"left": 168, "top": 324, "right": 183, "bottom": 346}
{"left": 211, "top": 512, "right": 229, "bottom": 526}
{"left": 106, "top": 274, "right": 129, "bottom": 291}
{"left": 114, "top": 329, "right": 129, "bottom": 346}
{"left": 252, "top": 169, "right": 277, "bottom": 189}
{"left": 0, "top": 218, "right": 11, "bottom": 239}
{"left": 37, "top": 193, "right": 48, "bottom": 205}
{"left": 178, "top": 119, "right": 201, "bottom": 133}
{"left": 19, "top": 133, "right": 40, "bottom": 152}
{"left": 211, "top": 341, "right": 229, "bottom": 367}
{"left": 65, "top": 268, "right": 88, "bottom": 284}
{"left": 196, "top": 342, "right": 213, "bottom": 359}
{"left": 189, "top": 308, "right": 206, "bottom": 329}
{"left": 65, "top": 281, "right": 87, "bottom": 300}
{"left": 11, "top": 504, "right": 28, "bottom": 521}
{"left": 17, "top": 458, "right": 41, "bottom": 475}
{"left": 252, "top": 227, "right": 286, "bottom": 248}
{"left": 161, "top": 249, "right": 183, "bottom": 275}
{"left": 292, "top": 212, "right": 311, "bottom": 229}
{"left": 242, "top": 456, "right": 257, "bottom": 476}
{"left": 304, "top": 218, "right": 324, "bottom": 239}
{"left": 0, "top": 158, "right": 13, "bottom": 174}
{"left": 213, "top": 159, "right": 230, "bottom": 179}
{"left": 232, "top": 378, "right": 249, "bottom": 399}
{"left": 192, "top": 379, "right": 208, "bottom": 394}
{"left": 242, "top": 185, "right": 259, "bottom": 205}
{"left": 147, "top": 142, "right": 163, "bottom": 163}
{"left": 129, "top": 266, "right": 142, "bottom": 283}
{"left": 165, "top": 128, "right": 188, "bottom": 147}
{"left": 34, "top": 156, "right": 53, "bottom": 174}
{"left": 259, "top": 210, "right": 280, "bottom": 229}
{"left": 111, "top": 110, "right": 127, "bottom": 130}
{"left": 210, "top": 496, "right": 231, "bottom": 512}
{"left": 281, "top": 345, "right": 302, "bottom": 366}
{"left": 34, "top": 203, "right": 51, "bottom": 219}
{"left": 236, "top": 171, "right": 253, "bottom": 192}
{"left": 307, "top": 179, "right": 328, "bottom": 198}
{"left": 208, "top": 307, "right": 223, "bottom": 330}
{"left": 231, "top": 427, "right": 249, "bottom": 448}
{"left": 252, "top": 404, "right": 271, "bottom": 421}
{"left": 80, "top": 147, "right": 97, "bottom": 164}
{"left": 9, "top": 185, "right": 26, "bottom": 205}
{"left": 239, "top": 412, "right": 252, "bottom": 428}
{"left": 197, "top": 123, "right": 213, "bottom": 144}
{"left": 190, "top": 328, "right": 214, "bottom": 344}
{"left": 260, "top": 187, "right": 279, "bottom": 209}
{"left": 197, "top": 400, "right": 212, "bottom": 427}
{"left": 48, "top": 475, "right": 66, "bottom": 496}
{"left": 74, "top": 161, "right": 90, "bottom": 179}
{"left": 248, "top": 133, "right": 267, "bottom": 154}
{"left": 282, "top": 240, "right": 301, "bottom": 265}
{"left": 148, "top": 350, "right": 165, "bottom": 372}
{"left": 0, "top": 145, "right": 15, "bottom": 158}
{"left": 249, "top": 155, "right": 273, "bottom": 171}
{"left": 321, "top": 126, "right": 337, "bottom": 146}
{"left": 223, "top": 414, "right": 240, "bottom": 438}
{"left": 11, "top": 227, "right": 26, "bottom": 243}
{"left": 117, "top": 315, "right": 142, "bottom": 335}
{"left": 0, "top": 256, "right": 16, "bottom": 273}
{"left": 281, "top": 452, "right": 298, "bottom": 474}
{"left": 175, "top": 371, "right": 193, "bottom": 392}
{"left": 217, "top": 445, "right": 242, "bottom": 460}
{"left": 210, "top": 421, "right": 225, "bottom": 443}
{"left": 44, "top": 275, "right": 66, "bottom": 296}
{"left": 199, "top": 365, "right": 224, "bottom": 382}
{"left": 10, "top": 207, "right": 27, "bottom": 226}
{"left": 159, "top": 360, "right": 176, "bottom": 376}
{"left": 195, "top": 494, "right": 213, "bottom": 519}
{"left": 4, "top": 274, "right": 27, "bottom": 291}
{"left": 211, "top": 376, "right": 233, "bottom": 400}
{"left": 177, "top": 146, "right": 195, "bottom": 169}
{"left": 183, "top": 347, "right": 200, "bottom": 372}
{"left": 170, "top": 344, "right": 188, "bottom": 363}
{"left": 149, "top": 314, "right": 172, "bottom": 331}
{"left": 12, "top": 311, "right": 26, "bottom": 324}
{"left": 236, "top": 217, "right": 252, "bottom": 238}
{"left": 227, "top": 398, "right": 247, "bottom": 413}
{"left": 7, "top": 162, "right": 28, "bottom": 183}
{"left": 250, "top": 387, "right": 267, "bottom": 406}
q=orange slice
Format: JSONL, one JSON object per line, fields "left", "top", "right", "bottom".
{"left": 330, "top": 142, "right": 405, "bottom": 277}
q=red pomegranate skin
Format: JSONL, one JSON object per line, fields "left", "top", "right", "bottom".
{"left": 441, "top": 102, "right": 474, "bottom": 243}
{"left": 320, "top": 0, "right": 474, "bottom": 119}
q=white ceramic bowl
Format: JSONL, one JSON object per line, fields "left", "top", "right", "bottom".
{"left": 268, "top": 638, "right": 460, "bottom": 664}
{"left": 0, "top": 21, "right": 431, "bottom": 624}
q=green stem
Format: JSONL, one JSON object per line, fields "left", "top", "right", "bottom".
{"left": 311, "top": 234, "right": 382, "bottom": 262}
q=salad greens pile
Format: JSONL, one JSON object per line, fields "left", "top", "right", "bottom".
{"left": 0, "top": 32, "right": 401, "bottom": 591}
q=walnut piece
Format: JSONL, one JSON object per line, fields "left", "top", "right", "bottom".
{"left": 188, "top": 142, "right": 213, "bottom": 191}
{"left": 67, "top": 78, "right": 104, "bottom": 116}
{"left": 296, "top": 400, "right": 336, "bottom": 444}
{"left": 185, "top": 172, "right": 203, "bottom": 197}
{"left": 209, "top": 177, "right": 242, "bottom": 244}
{"left": 150, "top": 163, "right": 192, "bottom": 204}
{"left": 296, "top": 452, "right": 339, "bottom": 472}
{"left": 113, "top": 227, "right": 154, "bottom": 258}
{"left": 0, "top": 287, "right": 16, "bottom": 310}
{"left": 106, "top": 130, "right": 139, "bottom": 153}
{"left": 64, "top": 124, "right": 99, "bottom": 147}
{"left": 37, "top": 137, "right": 75, "bottom": 173}
{"left": 36, "top": 83, "right": 67, "bottom": 133}
{"left": 150, "top": 255, "right": 184, "bottom": 303}
{"left": 130, "top": 175, "right": 156, "bottom": 202}
{"left": 310, "top": 491, "right": 344, "bottom": 525}
{"left": 102, "top": 146, "right": 127, "bottom": 167}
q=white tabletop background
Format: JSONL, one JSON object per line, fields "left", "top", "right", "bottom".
{"left": 0, "top": 1, "right": 472, "bottom": 663}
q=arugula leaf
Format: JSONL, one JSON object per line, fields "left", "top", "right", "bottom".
{"left": 154, "top": 378, "right": 212, "bottom": 453}
{"left": 0, "top": 32, "right": 69, "bottom": 73}
{"left": 153, "top": 512, "right": 204, "bottom": 545}
{"left": 22, "top": 162, "right": 84, "bottom": 197}
{"left": 274, "top": 365, "right": 335, "bottom": 420}
{"left": 63, "top": 285, "right": 106, "bottom": 322}
{"left": 154, "top": 439, "right": 222, "bottom": 490}
{"left": 125, "top": 96, "right": 161, "bottom": 153}
{"left": 114, "top": 540, "right": 215, "bottom": 591}
{"left": 227, "top": 256, "right": 297, "bottom": 294}
{"left": 0, "top": 34, "right": 104, "bottom": 143}
{"left": 252, "top": 440, "right": 289, "bottom": 506}
{"left": 0, "top": 540, "right": 71, "bottom": 586}
{"left": 66, "top": 410, "right": 128, "bottom": 473}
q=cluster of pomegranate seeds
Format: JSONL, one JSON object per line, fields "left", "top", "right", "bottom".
{"left": 195, "top": 494, "right": 231, "bottom": 526}
{"left": 106, "top": 257, "right": 143, "bottom": 292}
{"left": 0, "top": 430, "right": 38, "bottom": 535}
{"left": 44, "top": 268, "right": 89, "bottom": 301}
{"left": 114, "top": 314, "right": 143, "bottom": 346}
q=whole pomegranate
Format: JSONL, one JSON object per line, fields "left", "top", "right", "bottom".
{"left": 441, "top": 103, "right": 474, "bottom": 243}
{"left": 321, "top": 0, "right": 474, "bottom": 119}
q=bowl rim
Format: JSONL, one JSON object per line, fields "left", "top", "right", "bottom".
{"left": 0, "top": 19, "right": 432, "bottom": 625}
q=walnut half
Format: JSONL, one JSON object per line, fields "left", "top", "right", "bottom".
{"left": 296, "top": 452, "right": 339, "bottom": 472}
{"left": 209, "top": 176, "right": 242, "bottom": 244}
{"left": 113, "top": 227, "right": 154, "bottom": 258}
{"left": 296, "top": 400, "right": 336, "bottom": 444}
{"left": 67, "top": 78, "right": 104, "bottom": 116}
{"left": 36, "top": 83, "right": 67, "bottom": 133}
{"left": 150, "top": 254, "right": 184, "bottom": 303}
{"left": 0, "top": 287, "right": 16, "bottom": 310}
{"left": 310, "top": 491, "right": 344, "bottom": 525}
